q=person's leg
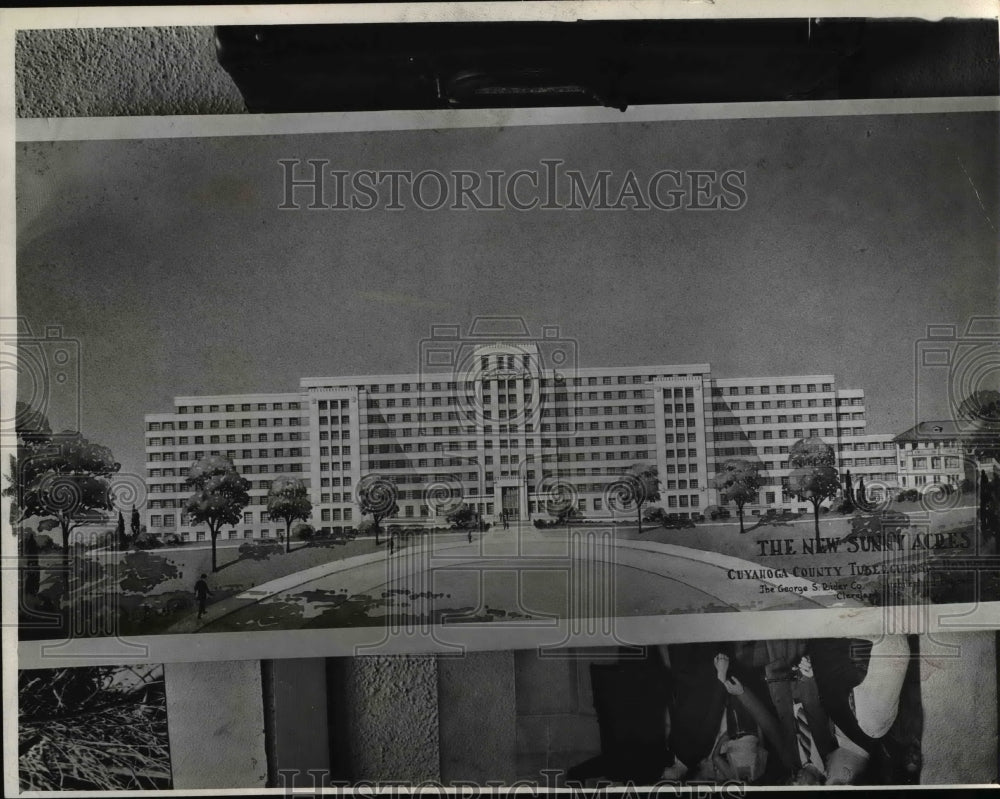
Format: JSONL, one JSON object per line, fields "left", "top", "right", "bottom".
{"left": 667, "top": 642, "right": 729, "bottom": 772}
{"left": 796, "top": 657, "right": 838, "bottom": 759}
{"left": 851, "top": 635, "right": 910, "bottom": 739}
{"left": 763, "top": 641, "right": 802, "bottom": 771}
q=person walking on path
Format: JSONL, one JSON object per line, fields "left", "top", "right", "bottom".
{"left": 194, "top": 573, "right": 213, "bottom": 620}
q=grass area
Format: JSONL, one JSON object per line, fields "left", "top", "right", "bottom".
{"left": 22, "top": 537, "right": 399, "bottom": 637}
{"left": 145, "top": 538, "right": 382, "bottom": 595}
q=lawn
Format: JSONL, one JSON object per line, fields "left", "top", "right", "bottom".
{"left": 22, "top": 536, "right": 397, "bottom": 638}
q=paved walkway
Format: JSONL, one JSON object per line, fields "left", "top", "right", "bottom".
{"left": 174, "top": 525, "right": 867, "bottom": 634}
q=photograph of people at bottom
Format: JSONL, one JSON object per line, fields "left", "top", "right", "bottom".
{"left": 498, "top": 633, "right": 996, "bottom": 788}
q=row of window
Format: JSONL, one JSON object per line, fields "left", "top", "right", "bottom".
{"left": 906, "top": 457, "right": 963, "bottom": 470}
{"left": 899, "top": 474, "right": 964, "bottom": 487}
{"left": 361, "top": 448, "right": 657, "bottom": 470}
{"left": 712, "top": 383, "right": 834, "bottom": 396}
{"left": 712, "top": 429, "right": 835, "bottom": 441}
{"left": 149, "top": 433, "right": 307, "bottom": 449}
{"left": 148, "top": 417, "right": 304, "bottom": 432}
{"left": 841, "top": 457, "right": 898, "bottom": 467}
{"left": 715, "top": 413, "right": 836, "bottom": 426}
{"left": 176, "top": 401, "right": 301, "bottom": 414}
{"left": 364, "top": 434, "right": 660, "bottom": 454}
{"left": 149, "top": 432, "right": 306, "bottom": 446}
{"left": 897, "top": 440, "right": 963, "bottom": 450}
{"left": 318, "top": 416, "right": 351, "bottom": 426}
{"left": 149, "top": 449, "right": 309, "bottom": 462}
{"left": 359, "top": 373, "right": 673, "bottom": 395}
{"left": 715, "top": 399, "right": 835, "bottom": 411}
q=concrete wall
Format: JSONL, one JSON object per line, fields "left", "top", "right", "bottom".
{"left": 438, "top": 651, "right": 517, "bottom": 784}
{"left": 16, "top": 27, "right": 244, "bottom": 117}
{"left": 920, "top": 632, "right": 998, "bottom": 784}
{"left": 330, "top": 655, "right": 441, "bottom": 783}
{"left": 164, "top": 660, "right": 268, "bottom": 790}
{"left": 513, "top": 649, "right": 602, "bottom": 782}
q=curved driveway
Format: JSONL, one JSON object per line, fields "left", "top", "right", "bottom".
{"left": 194, "top": 526, "right": 863, "bottom": 634}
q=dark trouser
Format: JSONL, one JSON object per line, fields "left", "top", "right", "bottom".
{"left": 198, "top": 597, "right": 207, "bottom": 616}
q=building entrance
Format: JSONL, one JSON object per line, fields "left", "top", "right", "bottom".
{"left": 501, "top": 486, "right": 520, "bottom": 521}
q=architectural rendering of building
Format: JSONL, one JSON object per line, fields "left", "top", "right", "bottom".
{"left": 142, "top": 343, "right": 925, "bottom": 541}
{"left": 894, "top": 421, "right": 980, "bottom": 491}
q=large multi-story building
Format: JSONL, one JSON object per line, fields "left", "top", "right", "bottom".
{"left": 143, "top": 344, "right": 909, "bottom": 541}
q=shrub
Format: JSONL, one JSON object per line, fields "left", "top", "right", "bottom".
{"left": 445, "top": 504, "right": 477, "bottom": 529}
{"left": 133, "top": 533, "right": 162, "bottom": 550}
{"left": 643, "top": 507, "right": 667, "bottom": 524}
{"left": 850, "top": 510, "right": 909, "bottom": 539}
{"left": 293, "top": 523, "right": 316, "bottom": 541}
{"left": 238, "top": 540, "right": 282, "bottom": 560}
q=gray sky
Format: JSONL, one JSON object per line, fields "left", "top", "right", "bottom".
{"left": 15, "top": 110, "right": 999, "bottom": 481}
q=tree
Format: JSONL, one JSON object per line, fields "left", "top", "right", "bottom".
{"left": 548, "top": 502, "right": 581, "bottom": 526}
{"left": 788, "top": 465, "right": 841, "bottom": 549}
{"left": 14, "top": 431, "right": 120, "bottom": 568}
{"left": 788, "top": 435, "right": 836, "bottom": 469}
{"left": 787, "top": 436, "right": 839, "bottom": 548}
{"left": 266, "top": 476, "right": 312, "bottom": 553}
{"left": 23, "top": 530, "right": 40, "bottom": 597}
{"left": 445, "top": 503, "right": 477, "bottom": 529}
{"left": 842, "top": 471, "right": 856, "bottom": 512}
{"left": 182, "top": 456, "right": 250, "bottom": 572}
{"left": 632, "top": 464, "right": 660, "bottom": 533}
{"left": 608, "top": 464, "right": 660, "bottom": 533}
{"left": 356, "top": 474, "right": 399, "bottom": 546}
{"left": 5, "top": 402, "right": 54, "bottom": 524}
{"left": 130, "top": 504, "right": 141, "bottom": 539}
{"left": 712, "top": 459, "right": 761, "bottom": 534}
{"left": 957, "top": 390, "right": 1000, "bottom": 461}
{"left": 115, "top": 510, "right": 127, "bottom": 550}
{"left": 3, "top": 403, "right": 54, "bottom": 601}
{"left": 981, "top": 470, "right": 999, "bottom": 544}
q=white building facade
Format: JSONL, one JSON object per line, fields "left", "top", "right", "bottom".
{"left": 143, "top": 347, "right": 907, "bottom": 540}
